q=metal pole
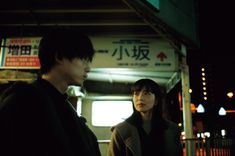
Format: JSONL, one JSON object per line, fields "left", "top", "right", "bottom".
{"left": 180, "top": 44, "right": 196, "bottom": 156}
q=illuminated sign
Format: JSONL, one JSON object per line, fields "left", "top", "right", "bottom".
{"left": 0, "top": 37, "right": 41, "bottom": 69}
{"left": 91, "top": 37, "right": 176, "bottom": 71}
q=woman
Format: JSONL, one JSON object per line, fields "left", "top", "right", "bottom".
{"left": 107, "top": 79, "right": 183, "bottom": 156}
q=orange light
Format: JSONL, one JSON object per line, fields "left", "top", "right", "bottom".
{"left": 226, "top": 110, "right": 235, "bottom": 113}
{"left": 227, "top": 92, "right": 234, "bottom": 98}
{"left": 191, "top": 103, "right": 196, "bottom": 113}
{"left": 178, "top": 92, "right": 182, "bottom": 109}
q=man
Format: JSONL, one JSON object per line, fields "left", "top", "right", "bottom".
{"left": 0, "top": 28, "right": 101, "bottom": 156}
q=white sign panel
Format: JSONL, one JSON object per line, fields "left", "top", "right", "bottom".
{"left": 91, "top": 37, "right": 176, "bottom": 71}
{"left": 0, "top": 37, "right": 176, "bottom": 71}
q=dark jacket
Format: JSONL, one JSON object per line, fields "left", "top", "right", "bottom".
{"left": 0, "top": 79, "right": 101, "bottom": 156}
{"left": 107, "top": 117, "right": 183, "bottom": 156}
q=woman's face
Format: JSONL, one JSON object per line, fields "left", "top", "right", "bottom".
{"left": 132, "top": 88, "right": 156, "bottom": 113}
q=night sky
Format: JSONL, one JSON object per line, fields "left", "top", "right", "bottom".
{"left": 186, "top": 0, "right": 235, "bottom": 134}
{"left": 191, "top": 0, "right": 235, "bottom": 99}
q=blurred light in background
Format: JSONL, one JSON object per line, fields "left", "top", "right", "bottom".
{"left": 91, "top": 100, "right": 133, "bottom": 126}
{"left": 218, "top": 107, "right": 226, "bottom": 116}
{"left": 227, "top": 92, "right": 233, "bottom": 98}
{"left": 197, "top": 104, "right": 205, "bottom": 113}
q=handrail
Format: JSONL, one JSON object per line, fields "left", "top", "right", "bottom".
{"left": 181, "top": 137, "right": 233, "bottom": 156}
{"left": 98, "top": 138, "right": 234, "bottom": 156}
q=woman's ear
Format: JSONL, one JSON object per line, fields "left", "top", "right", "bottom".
{"left": 154, "top": 98, "right": 158, "bottom": 106}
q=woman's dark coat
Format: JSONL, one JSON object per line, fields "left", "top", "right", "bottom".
{"left": 107, "top": 119, "right": 183, "bottom": 156}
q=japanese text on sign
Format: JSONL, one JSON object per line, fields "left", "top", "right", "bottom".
{"left": 91, "top": 37, "right": 176, "bottom": 70}
{"left": 112, "top": 39, "right": 150, "bottom": 61}
{"left": 0, "top": 38, "right": 41, "bottom": 69}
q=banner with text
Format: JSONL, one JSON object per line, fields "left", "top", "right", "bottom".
{"left": 0, "top": 37, "right": 41, "bottom": 69}
{"left": 0, "top": 37, "right": 177, "bottom": 71}
{"left": 91, "top": 37, "right": 177, "bottom": 71}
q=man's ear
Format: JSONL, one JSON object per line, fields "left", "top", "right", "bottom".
{"left": 55, "top": 54, "right": 63, "bottom": 64}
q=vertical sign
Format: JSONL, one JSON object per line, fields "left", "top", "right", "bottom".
{"left": 0, "top": 37, "right": 41, "bottom": 69}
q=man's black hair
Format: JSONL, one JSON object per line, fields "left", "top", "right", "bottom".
{"left": 38, "top": 28, "right": 95, "bottom": 74}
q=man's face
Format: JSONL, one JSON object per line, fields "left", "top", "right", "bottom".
{"left": 58, "top": 58, "right": 91, "bottom": 86}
